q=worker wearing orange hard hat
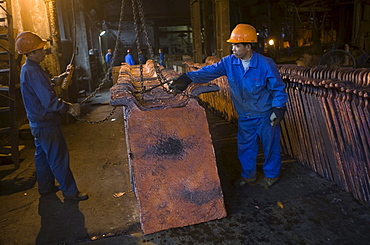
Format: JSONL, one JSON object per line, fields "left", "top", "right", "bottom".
{"left": 170, "top": 24, "right": 288, "bottom": 188}
{"left": 15, "top": 31, "right": 88, "bottom": 201}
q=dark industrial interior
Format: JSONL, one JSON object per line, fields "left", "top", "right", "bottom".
{"left": 1, "top": 0, "right": 370, "bottom": 244}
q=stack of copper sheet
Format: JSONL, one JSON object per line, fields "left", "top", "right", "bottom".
{"left": 278, "top": 65, "right": 370, "bottom": 204}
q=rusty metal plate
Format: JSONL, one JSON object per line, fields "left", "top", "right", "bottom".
{"left": 110, "top": 64, "right": 225, "bottom": 233}
{"left": 123, "top": 99, "right": 226, "bottom": 234}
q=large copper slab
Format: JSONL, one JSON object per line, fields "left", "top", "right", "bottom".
{"left": 123, "top": 99, "right": 226, "bottom": 234}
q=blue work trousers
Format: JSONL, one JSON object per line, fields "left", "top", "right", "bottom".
{"left": 30, "top": 125, "right": 78, "bottom": 196}
{"left": 237, "top": 115, "right": 281, "bottom": 179}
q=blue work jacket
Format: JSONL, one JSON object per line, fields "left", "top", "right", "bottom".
{"left": 105, "top": 52, "right": 112, "bottom": 64}
{"left": 20, "top": 59, "right": 69, "bottom": 128}
{"left": 186, "top": 52, "right": 288, "bottom": 118}
{"left": 125, "top": 54, "right": 135, "bottom": 65}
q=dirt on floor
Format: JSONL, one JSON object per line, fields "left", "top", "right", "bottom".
{"left": 0, "top": 88, "right": 370, "bottom": 245}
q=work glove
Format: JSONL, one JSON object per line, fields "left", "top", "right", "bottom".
{"left": 270, "top": 107, "right": 287, "bottom": 127}
{"left": 67, "top": 103, "right": 81, "bottom": 117}
{"left": 169, "top": 73, "right": 192, "bottom": 93}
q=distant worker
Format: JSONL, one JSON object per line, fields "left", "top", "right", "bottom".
{"left": 124, "top": 49, "right": 135, "bottom": 65}
{"left": 138, "top": 51, "right": 147, "bottom": 64}
{"left": 159, "top": 48, "right": 164, "bottom": 66}
{"left": 170, "top": 24, "right": 288, "bottom": 188}
{"left": 15, "top": 31, "right": 88, "bottom": 201}
{"left": 105, "top": 48, "right": 113, "bottom": 81}
{"left": 105, "top": 48, "right": 112, "bottom": 69}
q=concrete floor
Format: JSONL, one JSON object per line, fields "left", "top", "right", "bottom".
{"left": 1, "top": 88, "right": 370, "bottom": 245}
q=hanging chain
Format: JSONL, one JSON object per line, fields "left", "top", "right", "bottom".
{"left": 77, "top": 106, "right": 118, "bottom": 124}
{"left": 76, "top": 0, "right": 127, "bottom": 123}
{"left": 134, "top": 0, "right": 201, "bottom": 100}
{"left": 135, "top": 0, "right": 173, "bottom": 95}
{"left": 131, "top": 0, "right": 145, "bottom": 97}
{"left": 73, "top": 0, "right": 197, "bottom": 124}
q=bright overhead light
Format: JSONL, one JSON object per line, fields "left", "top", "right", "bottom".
{"left": 100, "top": 31, "right": 106, "bottom": 36}
{"left": 268, "top": 39, "right": 274, "bottom": 45}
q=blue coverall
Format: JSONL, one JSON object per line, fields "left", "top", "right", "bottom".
{"left": 159, "top": 52, "right": 164, "bottom": 66}
{"left": 125, "top": 53, "right": 135, "bottom": 65}
{"left": 105, "top": 52, "right": 112, "bottom": 67}
{"left": 20, "top": 59, "right": 79, "bottom": 196}
{"left": 186, "top": 51, "right": 288, "bottom": 179}
{"left": 139, "top": 54, "right": 147, "bottom": 64}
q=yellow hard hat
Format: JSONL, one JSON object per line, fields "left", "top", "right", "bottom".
{"left": 15, "top": 31, "right": 47, "bottom": 54}
{"left": 227, "top": 24, "right": 258, "bottom": 43}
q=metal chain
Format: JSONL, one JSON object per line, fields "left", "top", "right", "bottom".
{"left": 74, "top": 0, "right": 126, "bottom": 124}
{"left": 135, "top": 0, "right": 172, "bottom": 94}
{"left": 131, "top": 0, "right": 145, "bottom": 97}
{"left": 80, "top": 80, "right": 106, "bottom": 105}
{"left": 133, "top": 0, "right": 199, "bottom": 99}
{"left": 73, "top": 0, "right": 195, "bottom": 124}
{"left": 76, "top": 106, "right": 117, "bottom": 124}
{"left": 139, "top": 3, "right": 167, "bottom": 82}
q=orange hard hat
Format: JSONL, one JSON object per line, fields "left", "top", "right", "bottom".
{"left": 15, "top": 31, "right": 47, "bottom": 54}
{"left": 227, "top": 24, "right": 258, "bottom": 43}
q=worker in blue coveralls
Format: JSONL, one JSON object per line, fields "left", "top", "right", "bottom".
{"left": 170, "top": 24, "right": 288, "bottom": 187}
{"left": 159, "top": 48, "right": 164, "bottom": 66}
{"left": 15, "top": 31, "right": 88, "bottom": 201}
{"left": 124, "top": 49, "right": 135, "bottom": 65}
{"left": 105, "top": 48, "right": 112, "bottom": 69}
{"left": 138, "top": 51, "right": 147, "bottom": 64}
{"left": 105, "top": 48, "right": 113, "bottom": 80}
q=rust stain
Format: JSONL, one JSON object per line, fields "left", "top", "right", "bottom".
{"left": 149, "top": 136, "right": 184, "bottom": 157}
{"left": 180, "top": 187, "right": 223, "bottom": 205}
